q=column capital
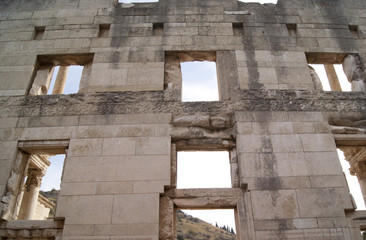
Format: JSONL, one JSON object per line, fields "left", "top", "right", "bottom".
{"left": 25, "top": 169, "right": 44, "bottom": 188}
{"left": 342, "top": 147, "right": 366, "bottom": 180}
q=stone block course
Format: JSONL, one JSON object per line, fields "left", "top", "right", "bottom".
{"left": 305, "top": 152, "right": 342, "bottom": 176}
{"left": 102, "top": 137, "right": 136, "bottom": 156}
{"left": 300, "top": 134, "right": 337, "bottom": 152}
{"left": 63, "top": 224, "right": 95, "bottom": 236}
{"left": 251, "top": 189, "right": 300, "bottom": 220}
{"left": 296, "top": 188, "right": 353, "bottom": 218}
{"left": 112, "top": 194, "right": 159, "bottom": 224}
{"left": 68, "top": 139, "right": 103, "bottom": 157}
{"left": 56, "top": 195, "right": 114, "bottom": 224}
{"left": 0, "top": 0, "right": 366, "bottom": 239}
{"left": 93, "top": 224, "right": 128, "bottom": 236}
{"left": 60, "top": 182, "right": 97, "bottom": 196}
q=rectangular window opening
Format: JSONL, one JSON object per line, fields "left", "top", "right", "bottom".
{"left": 98, "top": 24, "right": 110, "bottom": 38}
{"left": 177, "top": 151, "right": 231, "bottom": 189}
{"left": 153, "top": 23, "right": 164, "bottom": 36}
{"left": 176, "top": 209, "right": 237, "bottom": 240}
{"left": 308, "top": 64, "right": 351, "bottom": 91}
{"left": 349, "top": 25, "right": 360, "bottom": 39}
{"left": 29, "top": 53, "right": 93, "bottom": 96}
{"left": 34, "top": 26, "right": 45, "bottom": 40}
{"left": 47, "top": 65, "right": 84, "bottom": 95}
{"left": 0, "top": 140, "right": 70, "bottom": 221}
{"left": 16, "top": 153, "right": 66, "bottom": 220}
{"left": 337, "top": 148, "right": 366, "bottom": 210}
{"left": 232, "top": 23, "right": 244, "bottom": 36}
{"left": 286, "top": 24, "right": 297, "bottom": 37}
{"left": 305, "top": 52, "right": 364, "bottom": 91}
{"left": 181, "top": 61, "right": 219, "bottom": 102}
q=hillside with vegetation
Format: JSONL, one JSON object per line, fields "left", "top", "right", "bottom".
{"left": 177, "top": 210, "right": 236, "bottom": 240}
{"left": 39, "top": 189, "right": 59, "bottom": 217}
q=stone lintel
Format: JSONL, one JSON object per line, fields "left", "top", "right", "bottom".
{"left": 335, "top": 134, "right": 366, "bottom": 146}
{"left": 174, "top": 138, "right": 235, "bottom": 150}
{"left": 164, "top": 188, "right": 244, "bottom": 208}
{"left": 18, "top": 140, "right": 69, "bottom": 155}
{"left": 0, "top": 219, "right": 63, "bottom": 229}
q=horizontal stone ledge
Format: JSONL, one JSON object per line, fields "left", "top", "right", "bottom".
{"left": 18, "top": 140, "right": 69, "bottom": 155}
{"left": 224, "top": 10, "right": 250, "bottom": 15}
{"left": 0, "top": 219, "right": 64, "bottom": 230}
{"left": 162, "top": 188, "right": 245, "bottom": 208}
{"left": 0, "top": 90, "right": 365, "bottom": 117}
{"left": 173, "top": 197, "right": 241, "bottom": 208}
{"left": 345, "top": 210, "right": 366, "bottom": 223}
{"left": 163, "top": 188, "right": 245, "bottom": 208}
{"left": 164, "top": 188, "right": 245, "bottom": 198}
{"left": 334, "top": 134, "right": 366, "bottom": 146}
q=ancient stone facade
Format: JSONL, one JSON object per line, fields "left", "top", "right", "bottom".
{"left": 0, "top": 0, "right": 366, "bottom": 239}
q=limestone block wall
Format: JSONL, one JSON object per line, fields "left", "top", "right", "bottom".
{"left": 236, "top": 111, "right": 354, "bottom": 238}
{"left": 0, "top": 0, "right": 365, "bottom": 96}
{"left": 0, "top": 0, "right": 366, "bottom": 240}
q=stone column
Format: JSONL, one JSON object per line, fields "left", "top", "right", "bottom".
{"left": 324, "top": 64, "right": 342, "bottom": 91}
{"left": 23, "top": 169, "right": 43, "bottom": 220}
{"left": 52, "top": 66, "right": 69, "bottom": 94}
{"left": 342, "top": 147, "right": 366, "bottom": 204}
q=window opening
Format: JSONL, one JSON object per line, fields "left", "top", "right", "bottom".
{"left": 0, "top": 141, "right": 69, "bottom": 221}
{"left": 309, "top": 64, "right": 351, "bottom": 91}
{"left": 153, "top": 23, "right": 164, "bottom": 36}
{"left": 39, "top": 155, "right": 64, "bottom": 218}
{"left": 98, "top": 24, "right": 110, "bottom": 38}
{"left": 15, "top": 154, "right": 65, "bottom": 220}
{"left": 34, "top": 26, "right": 45, "bottom": 40}
{"left": 47, "top": 65, "right": 84, "bottom": 95}
{"left": 177, "top": 151, "right": 231, "bottom": 189}
{"left": 307, "top": 53, "right": 366, "bottom": 91}
{"left": 349, "top": 25, "right": 361, "bottom": 39}
{"left": 181, "top": 61, "right": 219, "bottom": 102}
{"left": 232, "top": 23, "right": 244, "bottom": 36}
{"left": 337, "top": 148, "right": 366, "bottom": 210}
{"left": 29, "top": 53, "right": 93, "bottom": 96}
{"left": 177, "top": 209, "right": 237, "bottom": 240}
{"left": 286, "top": 24, "right": 297, "bottom": 37}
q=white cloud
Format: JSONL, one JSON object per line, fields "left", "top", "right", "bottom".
{"left": 177, "top": 151, "right": 231, "bottom": 189}
{"left": 181, "top": 61, "right": 219, "bottom": 102}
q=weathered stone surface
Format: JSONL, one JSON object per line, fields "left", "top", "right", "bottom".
{"left": 1, "top": 0, "right": 366, "bottom": 239}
